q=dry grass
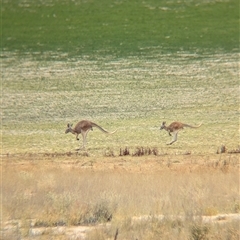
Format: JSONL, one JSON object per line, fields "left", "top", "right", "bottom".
{"left": 2, "top": 153, "right": 239, "bottom": 239}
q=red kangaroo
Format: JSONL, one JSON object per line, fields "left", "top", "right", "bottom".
{"left": 65, "top": 120, "right": 117, "bottom": 150}
{"left": 160, "top": 121, "right": 202, "bottom": 145}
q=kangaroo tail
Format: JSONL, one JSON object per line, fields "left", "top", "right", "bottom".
{"left": 183, "top": 123, "right": 202, "bottom": 128}
{"left": 91, "top": 122, "right": 117, "bottom": 134}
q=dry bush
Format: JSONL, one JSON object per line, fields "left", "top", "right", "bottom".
{"left": 189, "top": 224, "right": 210, "bottom": 240}
{"left": 119, "top": 146, "right": 159, "bottom": 157}
{"left": 119, "top": 147, "right": 130, "bottom": 156}
{"left": 132, "top": 147, "right": 159, "bottom": 157}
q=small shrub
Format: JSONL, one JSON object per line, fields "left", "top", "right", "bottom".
{"left": 233, "top": 201, "right": 240, "bottom": 213}
{"left": 132, "top": 147, "right": 159, "bottom": 156}
{"left": 81, "top": 201, "right": 114, "bottom": 225}
{"left": 216, "top": 145, "right": 226, "bottom": 154}
{"left": 228, "top": 146, "right": 240, "bottom": 154}
{"left": 190, "top": 224, "right": 210, "bottom": 240}
{"left": 119, "top": 146, "right": 159, "bottom": 157}
{"left": 132, "top": 147, "right": 145, "bottom": 156}
{"left": 119, "top": 147, "right": 130, "bottom": 156}
{"left": 104, "top": 148, "right": 115, "bottom": 157}
{"left": 203, "top": 207, "right": 218, "bottom": 216}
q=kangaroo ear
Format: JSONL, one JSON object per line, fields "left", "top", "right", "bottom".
{"left": 162, "top": 121, "right": 166, "bottom": 125}
{"left": 67, "top": 123, "right": 71, "bottom": 128}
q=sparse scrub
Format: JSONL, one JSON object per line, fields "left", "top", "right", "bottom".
{"left": 206, "top": 154, "right": 239, "bottom": 170}
{"left": 119, "top": 147, "right": 130, "bottom": 156}
{"left": 104, "top": 147, "right": 115, "bottom": 157}
{"left": 216, "top": 145, "right": 227, "bottom": 154}
{"left": 189, "top": 224, "right": 210, "bottom": 240}
{"left": 233, "top": 201, "right": 240, "bottom": 214}
{"left": 81, "top": 201, "right": 114, "bottom": 225}
{"left": 132, "top": 147, "right": 159, "bottom": 157}
{"left": 228, "top": 146, "right": 240, "bottom": 154}
{"left": 87, "top": 217, "right": 240, "bottom": 240}
{"left": 119, "top": 146, "right": 159, "bottom": 157}
{"left": 2, "top": 158, "right": 239, "bottom": 239}
{"left": 30, "top": 193, "right": 115, "bottom": 228}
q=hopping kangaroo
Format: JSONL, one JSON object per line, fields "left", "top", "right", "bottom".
{"left": 160, "top": 121, "right": 202, "bottom": 145}
{"left": 65, "top": 120, "right": 117, "bottom": 150}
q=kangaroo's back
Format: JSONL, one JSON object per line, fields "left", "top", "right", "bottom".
{"left": 74, "top": 120, "right": 93, "bottom": 133}
{"left": 168, "top": 122, "right": 185, "bottom": 131}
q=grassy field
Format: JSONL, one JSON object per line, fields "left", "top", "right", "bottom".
{"left": 2, "top": 0, "right": 239, "bottom": 58}
{"left": 2, "top": 52, "right": 239, "bottom": 155}
{"left": 1, "top": 0, "right": 240, "bottom": 239}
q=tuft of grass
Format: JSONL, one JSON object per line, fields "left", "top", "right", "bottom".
{"left": 203, "top": 207, "right": 218, "bottom": 216}
{"left": 189, "top": 224, "right": 210, "bottom": 240}
{"left": 119, "top": 146, "right": 159, "bottom": 156}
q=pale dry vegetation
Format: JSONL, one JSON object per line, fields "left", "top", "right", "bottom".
{"left": 2, "top": 154, "right": 240, "bottom": 239}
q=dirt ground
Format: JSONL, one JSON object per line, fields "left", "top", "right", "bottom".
{"left": 2, "top": 151, "right": 239, "bottom": 174}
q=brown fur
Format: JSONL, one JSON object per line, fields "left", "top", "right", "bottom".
{"left": 65, "top": 120, "right": 117, "bottom": 150}
{"left": 160, "top": 121, "right": 202, "bottom": 145}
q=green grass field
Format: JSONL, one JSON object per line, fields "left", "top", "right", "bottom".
{"left": 2, "top": 0, "right": 239, "bottom": 58}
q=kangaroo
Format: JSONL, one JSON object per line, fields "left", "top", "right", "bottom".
{"left": 65, "top": 120, "right": 117, "bottom": 150}
{"left": 160, "top": 121, "right": 202, "bottom": 145}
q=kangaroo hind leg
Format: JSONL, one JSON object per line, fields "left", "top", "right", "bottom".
{"left": 82, "top": 130, "right": 90, "bottom": 150}
{"left": 75, "top": 131, "right": 87, "bottom": 151}
{"left": 167, "top": 132, "right": 178, "bottom": 145}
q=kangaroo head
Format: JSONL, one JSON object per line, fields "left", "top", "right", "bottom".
{"left": 65, "top": 123, "right": 73, "bottom": 134}
{"left": 160, "top": 121, "right": 166, "bottom": 130}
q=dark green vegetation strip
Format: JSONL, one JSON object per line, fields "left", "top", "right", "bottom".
{"left": 2, "top": 0, "right": 239, "bottom": 58}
